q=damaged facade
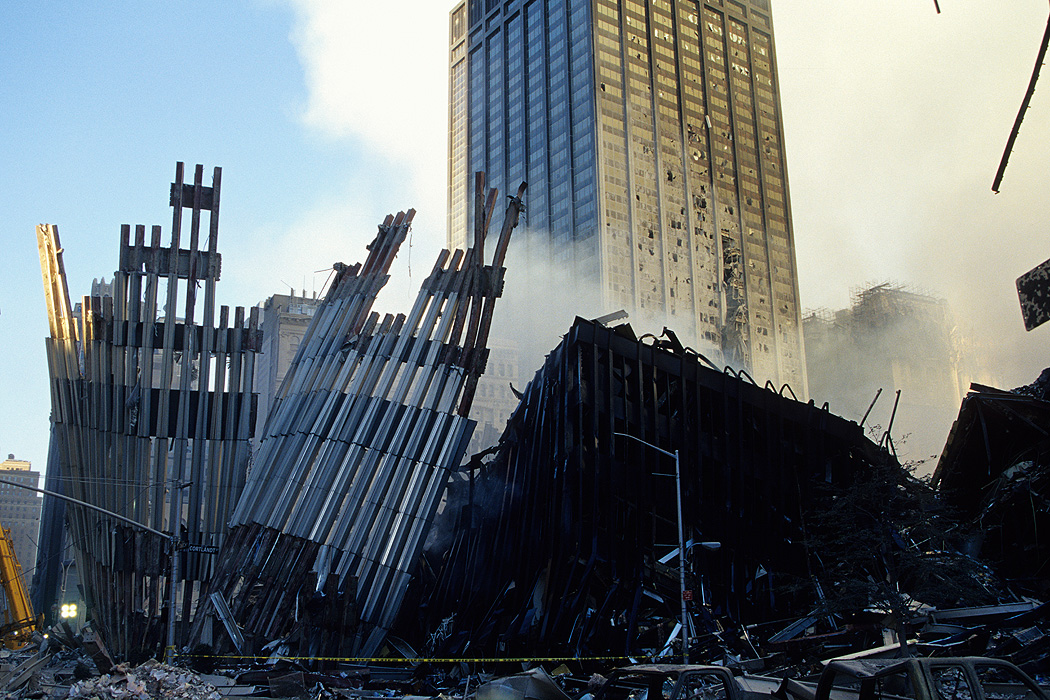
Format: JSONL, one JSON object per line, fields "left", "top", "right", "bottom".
{"left": 193, "top": 175, "right": 527, "bottom": 659}
{"left": 803, "top": 283, "right": 977, "bottom": 464}
{"left": 448, "top": 0, "right": 807, "bottom": 389}
{"left": 30, "top": 162, "right": 1050, "bottom": 671}
{"left": 406, "top": 317, "right": 899, "bottom": 660}
{"left": 933, "top": 372, "right": 1050, "bottom": 601}
{"left": 35, "top": 163, "right": 529, "bottom": 661}
{"left": 36, "top": 164, "right": 260, "bottom": 659}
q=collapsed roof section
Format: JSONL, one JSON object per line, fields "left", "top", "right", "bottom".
{"left": 198, "top": 176, "right": 527, "bottom": 658}
{"left": 412, "top": 317, "right": 891, "bottom": 660}
{"left": 932, "top": 373, "right": 1050, "bottom": 599}
{"left": 36, "top": 163, "right": 260, "bottom": 658}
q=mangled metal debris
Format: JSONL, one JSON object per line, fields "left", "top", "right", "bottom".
{"left": 35, "top": 162, "right": 528, "bottom": 663}
{"left": 933, "top": 371, "right": 1050, "bottom": 602}
{"left": 195, "top": 175, "right": 527, "bottom": 659}
{"left": 67, "top": 660, "right": 222, "bottom": 700}
{"left": 475, "top": 667, "right": 572, "bottom": 700}
{"left": 32, "top": 163, "right": 1050, "bottom": 674}
{"left": 407, "top": 317, "right": 906, "bottom": 662}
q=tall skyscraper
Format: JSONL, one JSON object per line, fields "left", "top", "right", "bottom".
{"left": 448, "top": 0, "right": 806, "bottom": 390}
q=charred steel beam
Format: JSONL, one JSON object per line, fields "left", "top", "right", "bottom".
{"left": 992, "top": 6, "right": 1050, "bottom": 193}
{"left": 197, "top": 176, "right": 527, "bottom": 658}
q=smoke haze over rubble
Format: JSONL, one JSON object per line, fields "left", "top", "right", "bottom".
{"left": 3, "top": 1, "right": 1048, "bottom": 472}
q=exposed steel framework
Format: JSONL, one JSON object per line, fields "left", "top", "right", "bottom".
{"left": 197, "top": 175, "right": 527, "bottom": 658}
{"left": 414, "top": 317, "right": 887, "bottom": 659}
{"left": 36, "top": 163, "right": 260, "bottom": 658}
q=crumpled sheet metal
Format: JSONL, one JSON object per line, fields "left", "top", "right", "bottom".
{"left": 476, "top": 667, "right": 573, "bottom": 700}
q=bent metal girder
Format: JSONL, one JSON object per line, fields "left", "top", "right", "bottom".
{"left": 197, "top": 175, "right": 526, "bottom": 657}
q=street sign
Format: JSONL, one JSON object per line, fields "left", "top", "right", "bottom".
{"left": 181, "top": 544, "right": 219, "bottom": 554}
{"left": 1017, "top": 257, "right": 1050, "bottom": 331}
{"left": 683, "top": 589, "right": 693, "bottom": 601}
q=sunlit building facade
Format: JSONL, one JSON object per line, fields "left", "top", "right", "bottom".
{"left": 254, "top": 292, "right": 322, "bottom": 443}
{"left": 448, "top": 0, "right": 806, "bottom": 391}
{"left": 0, "top": 456, "right": 43, "bottom": 576}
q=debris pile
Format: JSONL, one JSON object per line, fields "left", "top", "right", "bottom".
{"left": 933, "top": 371, "right": 1050, "bottom": 601}
{"left": 30, "top": 163, "right": 1050, "bottom": 671}
{"left": 406, "top": 317, "right": 912, "bottom": 661}
{"left": 67, "top": 660, "right": 220, "bottom": 700}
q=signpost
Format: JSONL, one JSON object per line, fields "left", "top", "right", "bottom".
{"left": 1018, "top": 257, "right": 1050, "bottom": 331}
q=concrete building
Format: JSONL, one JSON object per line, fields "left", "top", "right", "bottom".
{"left": 803, "top": 283, "right": 969, "bottom": 468}
{"left": 254, "top": 292, "right": 323, "bottom": 440}
{"left": 0, "top": 456, "right": 43, "bottom": 577}
{"left": 448, "top": 0, "right": 806, "bottom": 392}
{"left": 465, "top": 343, "right": 523, "bottom": 456}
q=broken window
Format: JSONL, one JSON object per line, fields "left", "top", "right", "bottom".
{"left": 931, "top": 666, "right": 973, "bottom": 700}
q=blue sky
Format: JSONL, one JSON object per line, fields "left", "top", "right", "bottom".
{"left": 2, "top": 0, "right": 1049, "bottom": 471}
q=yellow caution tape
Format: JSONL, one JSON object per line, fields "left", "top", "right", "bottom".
{"left": 177, "top": 654, "right": 634, "bottom": 663}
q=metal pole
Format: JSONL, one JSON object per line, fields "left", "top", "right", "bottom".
{"left": 0, "top": 478, "right": 167, "bottom": 539}
{"left": 674, "top": 448, "right": 689, "bottom": 664}
{"left": 612, "top": 433, "right": 689, "bottom": 662}
{"left": 0, "top": 476, "right": 179, "bottom": 653}
{"left": 168, "top": 532, "right": 177, "bottom": 662}
{"left": 167, "top": 480, "right": 188, "bottom": 663}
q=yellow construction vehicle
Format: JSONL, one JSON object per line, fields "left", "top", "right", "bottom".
{"left": 0, "top": 525, "right": 39, "bottom": 649}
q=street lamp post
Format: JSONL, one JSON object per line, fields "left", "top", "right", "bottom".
{"left": 166, "top": 480, "right": 192, "bottom": 662}
{"left": 613, "top": 432, "right": 690, "bottom": 663}
{"left": 0, "top": 477, "right": 172, "bottom": 642}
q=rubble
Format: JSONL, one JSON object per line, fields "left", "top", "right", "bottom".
{"left": 405, "top": 317, "right": 913, "bottom": 662}
{"left": 475, "top": 667, "right": 572, "bottom": 700}
{"left": 932, "top": 372, "right": 1050, "bottom": 601}
{"left": 29, "top": 164, "right": 1050, "bottom": 675}
{"left": 66, "top": 660, "right": 220, "bottom": 700}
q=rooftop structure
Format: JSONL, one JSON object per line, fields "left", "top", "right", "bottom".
{"left": 803, "top": 283, "right": 966, "bottom": 465}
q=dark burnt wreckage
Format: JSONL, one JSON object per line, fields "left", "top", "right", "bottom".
{"left": 933, "top": 371, "right": 1050, "bottom": 601}
{"left": 194, "top": 175, "right": 527, "bottom": 659}
{"left": 408, "top": 317, "right": 902, "bottom": 661}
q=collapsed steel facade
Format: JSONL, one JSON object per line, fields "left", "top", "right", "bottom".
{"left": 37, "top": 164, "right": 260, "bottom": 658}
{"left": 933, "top": 374, "right": 1050, "bottom": 600}
{"left": 197, "top": 177, "right": 527, "bottom": 658}
{"left": 411, "top": 318, "right": 888, "bottom": 659}
{"left": 37, "top": 162, "right": 528, "bottom": 660}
